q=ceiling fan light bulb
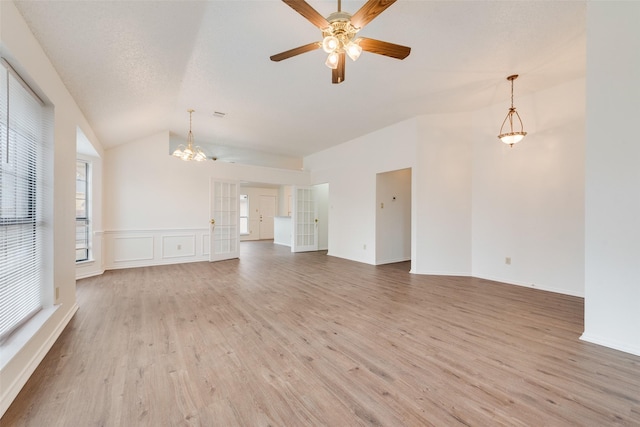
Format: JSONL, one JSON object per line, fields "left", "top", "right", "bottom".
{"left": 322, "top": 35, "right": 339, "bottom": 53}
{"left": 346, "top": 42, "right": 362, "bottom": 61}
{"left": 325, "top": 52, "right": 339, "bottom": 69}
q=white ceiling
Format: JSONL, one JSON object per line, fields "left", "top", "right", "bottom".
{"left": 14, "top": 0, "right": 586, "bottom": 167}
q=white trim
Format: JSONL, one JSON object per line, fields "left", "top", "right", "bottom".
{"left": 104, "top": 228, "right": 211, "bottom": 270}
{"left": 471, "top": 274, "right": 584, "bottom": 298}
{"left": 76, "top": 269, "right": 105, "bottom": 280}
{"left": 112, "top": 236, "right": 154, "bottom": 262}
{"left": 0, "top": 303, "right": 78, "bottom": 417}
{"left": 409, "top": 270, "right": 472, "bottom": 277}
{"left": 161, "top": 234, "right": 196, "bottom": 259}
{"left": 375, "top": 256, "right": 411, "bottom": 265}
{"left": 580, "top": 332, "right": 640, "bottom": 357}
{"left": 202, "top": 234, "right": 210, "bottom": 256}
{"left": 103, "top": 228, "right": 207, "bottom": 234}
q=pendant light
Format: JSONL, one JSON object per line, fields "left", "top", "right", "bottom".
{"left": 498, "top": 74, "right": 527, "bottom": 147}
{"left": 172, "top": 109, "right": 207, "bottom": 162}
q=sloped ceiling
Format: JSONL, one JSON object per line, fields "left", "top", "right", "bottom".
{"left": 14, "top": 0, "right": 586, "bottom": 167}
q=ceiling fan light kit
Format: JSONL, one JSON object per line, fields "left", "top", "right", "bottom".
{"left": 498, "top": 74, "right": 527, "bottom": 147}
{"left": 271, "top": 0, "right": 411, "bottom": 84}
{"left": 172, "top": 109, "right": 207, "bottom": 162}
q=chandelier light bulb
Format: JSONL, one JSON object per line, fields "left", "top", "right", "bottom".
{"left": 172, "top": 144, "right": 185, "bottom": 158}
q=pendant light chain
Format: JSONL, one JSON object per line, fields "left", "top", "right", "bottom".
{"left": 497, "top": 74, "right": 527, "bottom": 147}
{"left": 510, "top": 77, "right": 514, "bottom": 110}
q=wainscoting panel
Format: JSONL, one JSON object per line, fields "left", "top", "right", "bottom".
{"left": 104, "top": 229, "right": 209, "bottom": 270}
{"left": 162, "top": 235, "right": 196, "bottom": 259}
{"left": 202, "top": 234, "right": 210, "bottom": 257}
{"left": 113, "top": 235, "right": 154, "bottom": 263}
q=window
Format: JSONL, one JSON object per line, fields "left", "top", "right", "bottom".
{"left": 240, "top": 194, "right": 249, "bottom": 235}
{"left": 75, "top": 160, "right": 90, "bottom": 262}
{"left": 0, "top": 59, "right": 51, "bottom": 341}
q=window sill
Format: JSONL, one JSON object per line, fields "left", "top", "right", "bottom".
{"left": 76, "top": 258, "right": 95, "bottom": 266}
{"left": 0, "top": 305, "right": 59, "bottom": 370}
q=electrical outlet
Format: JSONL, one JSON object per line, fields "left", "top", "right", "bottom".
{"left": 505, "top": 257, "right": 511, "bottom": 265}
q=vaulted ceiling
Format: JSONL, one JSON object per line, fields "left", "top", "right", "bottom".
{"left": 15, "top": 0, "right": 586, "bottom": 166}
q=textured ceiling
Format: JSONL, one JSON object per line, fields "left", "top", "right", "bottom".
{"left": 14, "top": 0, "right": 586, "bottom": 167}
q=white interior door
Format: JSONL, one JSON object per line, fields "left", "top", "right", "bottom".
{"left": 291, "top": 186, "right": 318, "bottom": 252}
{"left": 259, "top": 195, "right": 276, "bottom": 240}
{"left": 209, "top": 179, "right": 240, "bottom": 262}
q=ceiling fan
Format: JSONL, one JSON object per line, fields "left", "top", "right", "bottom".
{"left": 270, "top": 0, "right": 411, "bottom": 84}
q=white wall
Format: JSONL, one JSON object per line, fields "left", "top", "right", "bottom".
{"left": 305, "top": 119, "right": 418, "bottom": 265}
{"left": 376, "top": 168, "right": 411, "bottom": 265}
{"left": 278, "top": 185, "right": 293, "bottom": 216}
{"left": 582, "top": 2, "right": 640, "bottom": 356}
{"left": 472, "top": 79, "right": 586, "bottom": 297}
{"left": 305, "top": 115, "right": 472, "bottom": 274}
{"left": 304, "top": 82, "right": 585, "bottom": 291}
{"left": 412, "top": 113, "right": 472, "bottom": 276}
{"left": 0, "top": 1, "right": 104, "bottom": 415}
{"left": 104, "top": 132, "right": 310, "bottom": 269}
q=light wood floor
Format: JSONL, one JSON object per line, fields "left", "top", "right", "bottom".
{"left": 3, "top": 241, "right": 640, "bottom": 426}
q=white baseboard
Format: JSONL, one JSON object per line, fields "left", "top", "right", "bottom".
{"left": 580, "top": 332, "right": 640, "bottom": 357}
{"left": 375, "top": 256, "right": 411, "bottom": 265}
{"left": 472, "top": 273, "right": 584, "bottom": 298}
{"left": 409, "top": 270, "right": 472, "bottom": 276}
{"left": 76, "top": 269, "right": 105, "bottom": 280}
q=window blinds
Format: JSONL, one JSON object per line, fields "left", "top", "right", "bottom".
{"left": 0, "top": 59, "right": 47, "bottom": 341}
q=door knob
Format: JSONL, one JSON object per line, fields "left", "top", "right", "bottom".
{"left": 210, "top": 219, "right": 215, "bottom": 225}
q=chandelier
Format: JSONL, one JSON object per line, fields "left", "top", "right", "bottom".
{"left": 172, "top": 109, "right": 207, "bottom": 162}
{"left": 498, "top": 74, "right": 527, "bottom": 147}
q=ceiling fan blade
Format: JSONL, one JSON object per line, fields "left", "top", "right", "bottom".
{"left": 359, "top": 37, "right": 411, "bottom": 59}
{"left": 283, "top": 0, "right": 330, "bottom": 29}
{"left": 270, "top": 42, "right": 321, "bottom": 62}
{"left": 350, "top": 0, "right": 396, "bottom": 29}
{"left": 332, "top": 52, "right": 346, "bottom": 84}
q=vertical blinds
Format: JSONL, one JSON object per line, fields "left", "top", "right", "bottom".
{"left": 0, "top": 59, "right": 47, "bottom": 341}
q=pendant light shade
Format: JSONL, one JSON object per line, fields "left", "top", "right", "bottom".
{"left": 498, "top": 75, "right": 527, "bottom": 147}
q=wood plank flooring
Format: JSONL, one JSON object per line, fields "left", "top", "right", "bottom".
{"left": 3, "top": 241, "right": 640, "bottom": 426}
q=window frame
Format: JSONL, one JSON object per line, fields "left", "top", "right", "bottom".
{"left": 0, "top": 57, "right": 52, "bottom": 343}
{"left": 75, "top": 159, "right": 90, "bottom": 263}
{"left": 239, "top": 194, "right": 249, "bottom": 235}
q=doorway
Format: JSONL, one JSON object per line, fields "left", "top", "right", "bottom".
{"left": 375, "top": 168, "right": 411, "bottom": 265}
{"left": 314, "top": 183, "right": 329, "bottom": 251}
